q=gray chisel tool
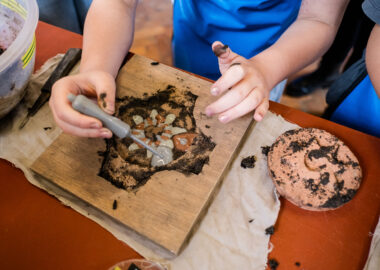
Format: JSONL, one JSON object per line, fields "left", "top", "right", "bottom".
{"left": 68, "top": 94, "right": 164, "bottom": 158}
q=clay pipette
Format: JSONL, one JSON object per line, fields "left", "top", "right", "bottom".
{"left": 67, "top": 94, "right": 164, "bottom": 158}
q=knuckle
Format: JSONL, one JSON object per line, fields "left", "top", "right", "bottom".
{"left": 55, "top": 110, "right": 65, "bottom": 121}
{"left": 250, "top": 95, "right": 261, "bottom": 106}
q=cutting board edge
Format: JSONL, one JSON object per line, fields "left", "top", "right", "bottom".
{"left": 29, "top": 167, "right": 182, "bottom": 257}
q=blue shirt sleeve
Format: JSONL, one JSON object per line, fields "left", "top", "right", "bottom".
{"left": 362, "top": 0, "right": 380, "bottom": 24}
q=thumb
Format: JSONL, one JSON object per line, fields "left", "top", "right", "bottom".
{"left": 212, "top": 41, "right": 239, "bottom": 74}
{"left": 88, "top": 72, "right": 116, "bottom": 115}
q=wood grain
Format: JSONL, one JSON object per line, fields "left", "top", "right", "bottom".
{"left": 31, "top": 54, "right": 253, "bottom": 255}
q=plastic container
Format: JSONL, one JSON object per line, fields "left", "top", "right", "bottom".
{"left": 0, "top": 0, "right": 38, "bottom": 118}
{"left": 108, "top": 259, "right": 166, "bottom": 270}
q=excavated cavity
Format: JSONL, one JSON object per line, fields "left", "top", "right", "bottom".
{"left": 98, "top": 85, "right": 216, "bottom": 191}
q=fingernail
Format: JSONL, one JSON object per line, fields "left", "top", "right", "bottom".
{"left": 90, "top": 122, "right": 101, "bottom": 129}
{"left": 219, "top": 115, "right": 228, "bottom": 123}
{"left": 211, "top": 87, "right": 219, "bottom": 96}
{"left": 212, "top": 44, "right": 229, "bottom": 57}
{"left": 255, "top": 113, "right": 263, "bottom": 122}
{"left": 100, "top": 129, "right": 112, "bottom": 138}
{"left": 205, "top": 107, "right": 213, "bottom": 117}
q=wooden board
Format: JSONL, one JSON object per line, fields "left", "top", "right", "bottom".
{"left": 31, "top": 54, "right": 253, "bottom": 256}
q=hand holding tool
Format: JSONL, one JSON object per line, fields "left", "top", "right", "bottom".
{"left": 68, "top": 94, "right": 164, "bottom": 158}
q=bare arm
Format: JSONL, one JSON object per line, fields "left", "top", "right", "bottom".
{"left": 207, "top": 0, "right": 349, "bottom": 123}
{"left": 81, "top": 0, "right": 138, "bottom": 77}
{"left": 366, "top": 24, "right": 380, "bottom": 97}
{"left": 255, "top": 0, "right": 349, "bottom": 90}
{"left": 49, "top": 0, "right": 138, "bottom": 138}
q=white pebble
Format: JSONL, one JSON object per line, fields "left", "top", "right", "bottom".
{"left": 133, "top": 115, "right": 143, "bottom": 125}
{"left": 165, "top": 114, "right": 176, "bottom": 125}
{"left": 160, "top": 139, "right": 174, "bottom": 149}
{"left": 171, "top": 127, "right": 187, "bottom": 135}
{"left": 128, "top": 143, "right": 139, "bottom": 151}
{"left": 150, "top": 109, "right": 158, "bottom": 120}
{"left": 179, "top": 138, "right": 188, "bottom": 145}
{"left": 151, "top": 146, "right": 173, "bottom": 167}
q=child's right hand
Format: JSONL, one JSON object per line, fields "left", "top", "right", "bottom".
{"left": 49, "top": 70, "right": 116, "bottom": 138}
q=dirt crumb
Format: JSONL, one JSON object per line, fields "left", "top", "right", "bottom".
{"left": 265, "top": 225, "right": 275, "bottom": 235}
{"left": 268, "top": 258, "right": 279, "bottom": 270}
{"left": 241, "top": 155, "right": 256, "bottom": 169}
{"left": 112, "top": 200, "right": 118, "bottom": 210}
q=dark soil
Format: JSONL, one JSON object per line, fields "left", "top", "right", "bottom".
{"left": 261, "top": 146, "right": 270, "bottom": 156}
{"left": 265, "top": 225, "right": 275, "bottom": 235}
{"left": 98, "top": 85, "right": 216, "bottom": 191}
{"left": 241, "top": 155, "right": 256, "bottom": 169}
{"left": 212, "top": 44, "right": 229, "bottom": 57}
{"left": 128, "top": 263, "right": 141, "bottom": 270}
{"left": 268, "top": 258, "right": 279, "bottom": 270}
{"left": 99, "top": 93, "right": 107, "bottom": 108}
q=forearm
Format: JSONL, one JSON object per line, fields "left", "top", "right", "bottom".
{"left": 253, "top": 0, "right": 348, "bottom": 90}
{"left": 366, "top": 24, "right": 380, "bottom": 97}
{"left": 80, "top": 0, "right": 138, "bottom": 77}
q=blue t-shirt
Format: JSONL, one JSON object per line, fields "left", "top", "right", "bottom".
{"left": 172, "top": 0, "right": 301, "bottom": 80}
{"left": 331, "top": 75, "right": 380, "bottom": 137}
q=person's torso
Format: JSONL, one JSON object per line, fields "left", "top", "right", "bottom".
{"left": 331, "top": 75, "right": 380, "bottom": 137}
{"left": 172, "top": 0, "right": 301, "bottom": 79}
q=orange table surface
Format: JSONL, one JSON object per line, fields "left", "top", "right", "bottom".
{"left": 0, "top": 22, "right": 379, "bottom": 270}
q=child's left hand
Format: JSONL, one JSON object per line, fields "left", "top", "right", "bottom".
{"left": 205, "top": 41, "right": 271, "bottom": 123}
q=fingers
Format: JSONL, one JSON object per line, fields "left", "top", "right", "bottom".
{"left": 210, "top": 63, "right": 245, "bottom": 96}
{"left": 214, "top": 90, "right": 266, "bottom": 123}
{"left": 88, "top": 72, "right": 116, "bottom": 114}
{"left": 206, "top": 80, "right": 252, "bottom": 116}
{"left": 50, "top": 76, "right": 103, "bottom": 129}
{"left": 212, "top": 41, "right": 240, "bottom": 74}
{"left": 254, "top": 99, "right": 269, "bottom": 122}
{"left": 53, "top": 112, "right": 112, "bottom": 138}
{"left": 49, "top": 71, "right": 117, "bottom": 138}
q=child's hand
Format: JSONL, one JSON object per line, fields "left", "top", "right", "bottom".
{"left": 205, "top": 41, "right": 270, "bottom": 123}
{"left": 49, "top": 70, "right": 116, "bottom": 138}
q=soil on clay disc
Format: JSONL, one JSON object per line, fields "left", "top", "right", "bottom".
{"left": 98, "top": 85, "right": 216, "bottom": 191}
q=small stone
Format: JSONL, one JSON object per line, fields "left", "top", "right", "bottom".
{"left": 151, "top": 146, "right": 173, "bottom": 167}
{"left": 171, "top": 127, "right": 187, "bottom": 135}
{"left": 133, "top": 115, "right": 143, "bottom": 125}
{"left": 165, "top": 114, "right": 176, "bottom": 125}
